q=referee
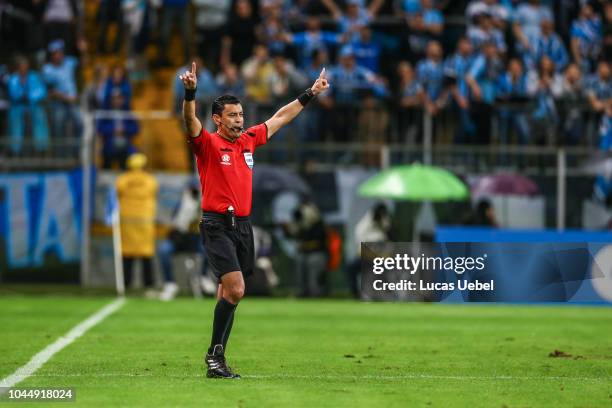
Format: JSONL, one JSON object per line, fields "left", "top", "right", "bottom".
{"left": 179, "top": 62, "right": 329, "bottom": 379}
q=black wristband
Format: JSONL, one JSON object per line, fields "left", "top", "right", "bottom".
{"left": 184, "top": 88, "right": 196, "bottom": 101}
{"left": 297, "top": 88, "right": 315, "bottom": 106}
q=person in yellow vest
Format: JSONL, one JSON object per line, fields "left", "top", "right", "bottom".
{"left": 116, "top": 153, "right": 159, "bottom": 290}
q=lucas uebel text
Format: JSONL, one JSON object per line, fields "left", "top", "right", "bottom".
{"left": 372, "top": 279, "right": 494, "bottom": 292}
{"left": 370, "top": 254, "right": 495, "bottom": 292}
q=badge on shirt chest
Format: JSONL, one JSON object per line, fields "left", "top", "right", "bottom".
{"left": 220, "top": 153, "right": 232, "bottom": 166}
{"left": 243, "top": 152, "right": 254, "bottom": 169}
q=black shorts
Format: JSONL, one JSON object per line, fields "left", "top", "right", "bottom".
{"left": 199, "top": 212, "right": 254, "bottom": 281}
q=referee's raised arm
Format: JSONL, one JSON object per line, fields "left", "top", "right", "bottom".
{"left": 179, "top": 62, "right": 203, "bottom": 138}
{"left": 264, "top": 68, "right": 330, "bottom": 139}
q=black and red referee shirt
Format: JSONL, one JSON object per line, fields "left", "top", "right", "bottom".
{"left": 188, "top": 123, "right": 268, "bottom": 217}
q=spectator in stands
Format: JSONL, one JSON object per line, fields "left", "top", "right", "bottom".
{"left": 406, "top": 0, "right": 444, "bottom": 61}
{"left": 96, "top": 91, "right": 139, "bottom": 169}
{"left": 215, "top": 64, "right": 246, "bottom": 97}
{"left": 83, "top": 63, "right": 110, "bottom": 110}
{"left": 42, "top": 39, "right": 83, "bottom": 141}
{"left": 0, "top": 64, "right": 9, "bottom": 134}
{"left": 280, "top": 0, "right": 320, "bottom": 24}
{"left": 283, "top": 200, "right": 329, "bottom": 297}
{"left": 398, "top": 0, "right": 423, "bottom": 18}
{"left": 462, "top": 199, "right": 498, "bottom": 227}
{"left": 281, "top": 16, "right": 344, "bottom": 68}
{"left": 116, "top": 153, "right": 158, "bottom": 292}
{"left": 306, "top": 49, "right": 330, "bottom": 85}
{"left": 352, "top": 25, "right": 382, "bottom": 74}
{"left": 466, "top": 0, "right": 511, "bottom": 30}
{"left": 593, "top": 100, "right": 612, "bottom": 203}
{"left": 604, "top": 1, "right": 612, "bottom": 60}
{"left": 444, "top": 37, "right": 476, "bottom": 143}
{"left": 529, "top": 56, "right": 563, "bottom": 145}
{"left": 158, "top": 178, "right": 209, "bottom": 301}
{"left": 467, "top": 10, "right": 506, "bottom": 54}
{"left": 257, "top": 1, "right": 290, "bottom": 56}
{"left": 327, "top": 45, "right": 386, "bottom": 142}
{"left": 0, "top": 1, "right": 46, "bottom": 56}
{"left": 173, "top": 57, "right": 217, "bottom": 115}
{"left": 193, "top": 0, "right": 232, "bottom": 73}
{"left": 523, "top": 16, "right": 569, "bottom": 72}
{"left": 512, "top": 0, "right": 554, "bottom": 56}
{"left": 249, "top": 225, "right": 280, "bottom": 295}
{"left": 221, "top": 0, "right": 260, "bottom": 67}
{"left": 7, "top": 55, "right": 50, "bottom": 154}
{"left": 267, "top": 52, "right": 309, "bottom": 154}
{"left": 329, "top": 45, "right": 386, "bottom": 104}
{"left": 586, "top": 61, "right": 611, "bottom": 114}
{"left": 332, "top": 41, "right": 389, "bottom": 155}
{"left": 303, "top": 49, "right": 333, "bottom": 142}
{"left": 42, "top": 0, "right": 82, "bottom": 55}
{"left": 0, "top": 64, "right": 8, "bottom": 91}
{"left": 556, "top": 63, "right": 586, "bottom": 145}
{"left": 417, "top": 41, "right": 446, "bottom": 117}
{"left": 242, "top": 44, "right": 275, "bottom": 104}
{"left": 123, "top": 0, "right": 152, "bottom": 82}
{"left": 346, "top": 202, "right": 392, "bottom": 298}
{"left": 103, "top": 64, "right": 132, "bottom": 110}
{"left": 466, "top": 40, "right": 503, "bottom": 144}
{"left": 396, "top": 61, "right": 423, "bottom": 144}
{"left": 322, "top": 0, "right": 385, "bottom": 43}
{"left": 397, "top": 60, "right": 423, "bottom": 129}
{"left": 268, "top": 53, "right": 309, "bottom": 105}
{"left": 496, "top": 58, "right": 532, "bottom": 145}
{"left": 155, "top": 0, "right": 192, "bottom": 67}
{"left": 97, "top": 0, "right": 124, "bottom": 54}
{"left": 598, "top": 99, "right": 612, "bottom": 150}
{"left": 570, "top": 1, "right": 603, "bottom": 74}
{"left": 359, "top": 86, "right": 390, "bottom": 166}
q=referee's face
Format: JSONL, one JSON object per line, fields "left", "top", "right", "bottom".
{"left": 214, "top": 103, "right": 244, "bottom": 141}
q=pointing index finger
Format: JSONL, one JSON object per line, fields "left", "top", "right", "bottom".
{"left": 191, "top": 61, "right": 196, "bottom": 75}
{"left": 319, "top": 67, "right": 326, "bottom": 79}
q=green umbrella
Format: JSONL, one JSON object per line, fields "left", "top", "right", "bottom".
{"left": 358, "top": 164, "right": 468, "bottom": 201}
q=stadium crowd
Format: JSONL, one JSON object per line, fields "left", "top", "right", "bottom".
{"left": 0, "top": 0, "right": 610, "bottom": 159}
{"left": 0, "top": 0, "right": 610, "bottom": 299}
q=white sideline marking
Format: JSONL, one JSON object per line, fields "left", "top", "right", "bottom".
{"left": 243, "top": 374, "right": 611, "bottom": 382}
{"left": 24, "top": 373, "right": 610, "bottom": 382}
{"left": 0, "top": 298, "right": 125, "bottom": 392}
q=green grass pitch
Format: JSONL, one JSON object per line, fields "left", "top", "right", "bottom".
{"left": 0, "top": 295, "right": 611, "bottom": 407}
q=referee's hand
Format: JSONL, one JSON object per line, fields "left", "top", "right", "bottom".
{"left": 179, "top": 62, "right": 198, "bottom": 90}
{"left": 310, "top": 68, "right": 330, "bottom": 96}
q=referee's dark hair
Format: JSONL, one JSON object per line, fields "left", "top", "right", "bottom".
{"left": 212, "top": 95, "right": 241, "bottom": 116}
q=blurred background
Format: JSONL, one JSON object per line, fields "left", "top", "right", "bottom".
{"left": 0, "top": 0, "right": 611, "bottom": 300}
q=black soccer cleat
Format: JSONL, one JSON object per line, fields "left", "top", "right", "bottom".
{"left": 205, "top": 345, "right": 241, "bottom": 379}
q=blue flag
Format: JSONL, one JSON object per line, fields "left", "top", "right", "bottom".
{"left": 104, "top": 186, "right": 118, "bottom": 226}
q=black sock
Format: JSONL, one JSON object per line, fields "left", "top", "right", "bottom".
{"left": 209, "top": 298, "right": 237, "bottom": 354}
{"left": 222, "top": 313, "right": 235, "bottom": 351}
